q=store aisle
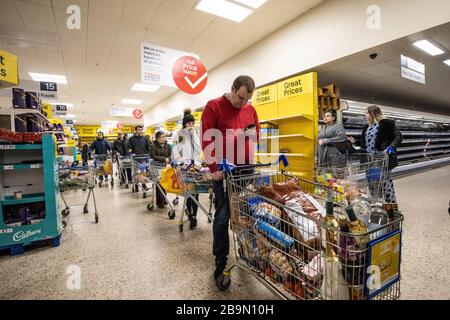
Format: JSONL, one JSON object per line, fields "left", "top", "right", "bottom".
{"left": 394, "top": 165, "right": 450, "bottom": 300}
{"left": 0, "top": 181, "right": 274, "bottom": 300}
{"left": 1, "top": 166, "right": 449, "bottom": 300}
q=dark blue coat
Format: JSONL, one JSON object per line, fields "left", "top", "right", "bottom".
{"left": 90, "top": 138, "right": 111, "bottom": 155}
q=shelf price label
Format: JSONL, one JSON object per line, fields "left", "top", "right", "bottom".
{"left": 30, "top": 164, "right": 41, "bottom": 169}
{"left": 0, "top": 145, "right": 16, "bottom": 150}
{"left": 3, "top": 165, "right": 14, "bottom": 170}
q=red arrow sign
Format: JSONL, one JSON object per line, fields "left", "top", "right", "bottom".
{"left": 132, "top": 109, "right": 143, "bottom": 119}
{"left": 172, "top": 56, "right": 208, "bottom": 95}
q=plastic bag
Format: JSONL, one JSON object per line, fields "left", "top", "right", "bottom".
{"left": 160, "top": 167, "right": 182, "bottom": 194}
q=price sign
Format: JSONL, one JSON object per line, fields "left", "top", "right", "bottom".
{"left": 3, "top": 165, "right": 14, "bottom": 170}
{"left": 30, "top": 164, "right": 41, "bottom": 169}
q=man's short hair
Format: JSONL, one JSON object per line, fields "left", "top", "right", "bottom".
{"left": 232, "top": 75, "right": 255, "bottom": 94}
{"left": 135, "top": 125, "right": 143, "bottom": 131}
{"left": 97, "top": 131, "right": 103, "bottom": 136}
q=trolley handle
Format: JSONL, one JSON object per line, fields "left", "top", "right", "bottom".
{"left": 219, "top": 155, "right": 289, "bottom": 173}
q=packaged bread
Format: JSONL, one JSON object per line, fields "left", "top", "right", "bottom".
{"left": 251, "top": 202, "right": 282, "bottom": 226}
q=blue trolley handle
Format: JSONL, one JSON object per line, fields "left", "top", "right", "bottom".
{"left": 219, "top": 155, "right": 289, "bottom": 173}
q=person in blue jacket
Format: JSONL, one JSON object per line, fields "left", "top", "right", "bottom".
{"left": 90, "top": 131, "right": 111, "bottom": 182}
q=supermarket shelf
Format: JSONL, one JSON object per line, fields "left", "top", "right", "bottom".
{"left": 12, "top": 108, "right": 49, "bottom": 123}
{"left": 260, "top": 114, "right": 314, "bottom": 123}
{"left": 1, "top": 194, "right": 45, "bottom": 206}
{"left": 256, "top": 153, "right": 305, "bottom": 157}
{"left": 0, "top": 163, "right": 44, "bottom": 171}
{"left": 398, "top": 144, "right": 450, "bottom": 152}
{"left": 260, "top": 134, "right": 307, "bottom": 140}
{"left": 0, "top": 144, "right": 42, "bottom": 150}
{"left": 397, "top": 149, "right": 450, "bottom": 160}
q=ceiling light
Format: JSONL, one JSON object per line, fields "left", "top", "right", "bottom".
{"left": 29, "top": 72, "right": 67, "bottom": 84}
{"left": 50, "top": 102, "right": 74, "bottom": 108}
{"left": 121, "top": 98, "right": 143, "bottom": 105}
{"left": 196, "top": 0, "right": 253, "bottom": 23}
{"left": 59, "top": 114, "right": 76, "bottom": 118}
{"left": 444, "top": 59, "right": 450, "bottom": 67}
{"left": 131, "top": 83, "right": 160, "bottom": 92}
{"left": 233, "top": 0, "right": 267, "bottom": 9}
{"left": 413, "top": 40, "right": 445, "bottom": 56}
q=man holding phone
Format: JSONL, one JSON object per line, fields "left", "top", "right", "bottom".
{"left": 201, "top": 75, "right": 260, "bottom": 290}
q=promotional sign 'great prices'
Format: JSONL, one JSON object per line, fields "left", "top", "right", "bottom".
{"left": 172, "top": 56, "right": 208, "bottom": 95}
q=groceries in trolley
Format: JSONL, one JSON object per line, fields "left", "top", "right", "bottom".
{"left": 227, "top": 165, "right": 403, "bottom": 300}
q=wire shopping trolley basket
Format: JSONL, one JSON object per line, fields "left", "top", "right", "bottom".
{"left": 315, "top": 152, "right": 391, "bottom": 205}
{"left": 58, "top": 165, "right": 99, "bottom": 224}
{"left": 93, "top": 154, "right": 114, "bottom": 187}
{"left": 220, "top": 156, "right": 403, "bottom": 300}
{"left": 131, "top": 154, "right": 152, "bottom": 198}
{"left": 116, "top": 154, "right": 132, "bottom": 188}
{"left": 172, "top": 161, "right": 214, "bottom": 232}
{"left": 146, "top": 161, "right": 177, "bottom": 219}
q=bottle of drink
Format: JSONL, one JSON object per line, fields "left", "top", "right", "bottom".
{"left": 322, "top": 200, "right": 340, "bottom": 259}
{"left": 369, "top": 202, "right": 388, "bottom": 227}
{"left": 345, "top": 205, "right": 369, "bottom": 247}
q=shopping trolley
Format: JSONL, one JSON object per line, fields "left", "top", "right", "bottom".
{"left": 220, "top": 156, "right": 403, "bottom": 300}
{"left": 116, "top": 154, "right": 132, "bottom": 188}
{"left": 131, "top": 154, "right": 152, "bottom": 198}
{"left": 146, "top": 161, "right": 177, "bottom": 219}
{"left": 59, "top": 165, "right": 99, "bottom": 224}
{"left": 315, "top": 152, "right": 391, "bottom": 204}
{"left": 173, "top": 162, "right": 214, "bottom": 232}
{"left": 93, "top": 154, "right": 114, "bottom": 187}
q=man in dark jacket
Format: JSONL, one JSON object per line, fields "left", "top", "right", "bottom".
{"left": 149, "top": 131, "right": 172, "bottom": 208}
{"left": 127, "top": 126, "right": 150, "bottom": 155}
{"left": 90, "top": 131, "right": 111, "bottom": 182}
{"left": 113, "top": 132, "right": 131, "bottom": 183}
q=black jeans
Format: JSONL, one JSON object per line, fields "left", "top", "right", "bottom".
{"left": 156, "top": 184, "right": 167, "bottom": 206}
{"left": 212, "top": 180, "right": 230, "bottom": 271}
{"left": 187, "top": 194, "right": 199, "bottom": 217}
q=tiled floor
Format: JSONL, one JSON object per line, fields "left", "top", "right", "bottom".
{"left": 1, "top": 165, "right": 449, "bottom": 300}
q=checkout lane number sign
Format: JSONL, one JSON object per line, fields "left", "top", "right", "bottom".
{"left": 172, "top": 56, "right": 208, "bottom": 95}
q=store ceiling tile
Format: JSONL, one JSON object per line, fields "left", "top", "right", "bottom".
{"left": 356, "top": 63, "right": 400, "bottom": 77}
{"left": 0, "top": 0, "right": 25, "bottom": 27}
{"left": 184, "top": 18, "right": 235, "bottom": 54}
{"left": 120, "top": 0, "right": 161, "bottom": 28}
{"left": 148, "top": 1, "right": 191, "bottom": 36}
{"left": 169, "top": 10, "right": 216, "bottom": 44}
{"left": 15, "top": 0, "right": 57, "bottom": 32}
{"left": 51, "top": 0, "right": 88, "bottom": 11}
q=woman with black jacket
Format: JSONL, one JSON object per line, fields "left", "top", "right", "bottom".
{"left": 149, "top": 131, "right": 172, "bottom": 208}
{"left": 350, "top": 105, "right": 402, "bottom": 202}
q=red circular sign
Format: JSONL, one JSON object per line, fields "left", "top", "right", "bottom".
{"left": 132, "top": 109, "right": 143, "bottom": 119}
{"left": 117, "top": 122, "right": 124, "bottom": 130}
{"left": 172, "top": 56, "right": 208, "bottom": 95}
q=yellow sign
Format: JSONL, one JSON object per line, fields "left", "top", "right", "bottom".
{"left": 192, "top": 111, "right": 202, "bottom": 122}
{"left": 49, "top": 118, "right": 63, "bottom": 125}
{"left": 146, "top": 127, "right": 157, "bottom": 137}
{"left": 164, "top": 122, "right": 178, "bottom": 131}
{"left": 42, "top": 103, "right": 53, "bottom": 119}
{"left": 253, "top": 84, "right": 277, "bottom": 106}
{"left": 75, "top": 125, "right": 134, "bottom": 137}
{"left": 278, "top": 73, "right": 314, "bottom": 100}
{"left": 67, "top": 139, "right": 76, "bottom": 148}
{"left": 367, "top": 231, "right": 402, "bottom": 297}
{"left": 0, "top": 49, "right": 19, "bottom": 88}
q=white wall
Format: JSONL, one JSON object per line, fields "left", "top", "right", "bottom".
{"left": 144, "top": 0, "right": 450, "bottom": 127}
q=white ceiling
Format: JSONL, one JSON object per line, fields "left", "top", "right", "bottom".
{"left": 0, "top": 0, "right": 325, "bottom": 125}
{"left": 307, "top": 22, "right": 450, "bottom": 116}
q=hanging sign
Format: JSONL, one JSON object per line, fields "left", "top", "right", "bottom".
{"left": 132, "top": 109, "right": 144, "bottom": 120}
{"left": 141, "top": 43, "right": 206, "bottom": 94}
{"left": 172, "top": 56, "right": 208, "bottom": 94}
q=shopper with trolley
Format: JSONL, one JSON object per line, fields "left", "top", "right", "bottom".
{"left": 201, "top": 75, "right": 260, "bottom": 290}
{"left": 90, "top": 131, "right": 111, "bottom": 183}
{"left": 150, "top": 131, "right": 172, "bottom": 208}
{"left": 348, "top": 105, "right": 403, "bottom": 202}
{"left": 113, "top": 132, "right": 132, "bottom": 185}
{"left": 128, "top": 125, "right": 151, "bottom": 192}
{"left": 172, "top": 108, "right": 202, "bottom": 229}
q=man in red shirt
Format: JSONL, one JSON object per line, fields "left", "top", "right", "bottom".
{"left": 201, "top": 75, "right": 260, "bottom": 290}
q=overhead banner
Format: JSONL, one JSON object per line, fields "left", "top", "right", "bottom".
{"left": 141, "top": 43, "right": 206, "bottom": 94}
{"left": 0, "top": 49, "right": 19, "bottom": 88}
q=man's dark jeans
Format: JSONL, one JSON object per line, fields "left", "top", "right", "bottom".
{"left": 212, "top": 179, "right": 230, "bottom": 272}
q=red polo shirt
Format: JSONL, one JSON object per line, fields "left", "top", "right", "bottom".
{"left": 201, "top": 95, "right": 260, "bottom": 173}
